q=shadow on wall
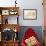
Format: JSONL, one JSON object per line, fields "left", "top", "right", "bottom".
{"left": 18, "top": 26, "right": 43, "bottom": 44}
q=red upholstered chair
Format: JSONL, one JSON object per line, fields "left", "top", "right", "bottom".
{"left": 21, "top": 28, "right": 41, "bottom": 46}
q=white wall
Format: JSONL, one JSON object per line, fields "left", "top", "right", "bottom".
{"left": 19, "top": 0, "right": 44, "bottom": 26}
{"left": 0, "top": 0, "right": 44, "bottom": 26}
{"left": 0, "top": 0, "right": 15, "bottom": 7}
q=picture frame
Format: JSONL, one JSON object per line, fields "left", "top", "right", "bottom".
{"left": 23, "top": 9, "right": 37, "bottom": 20}
{"left": 2, "top": 28, "right": 13, "bottom": 41}
{"left": 9, "top": 10, "right": 18, "bottom": 15}
{"left": 8, "top": 16, "right": 18, "bottom": 24}
{"left": 2, "top": 10, "right": 9, "bottom": 15}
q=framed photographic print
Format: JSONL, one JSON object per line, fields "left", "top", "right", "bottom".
{"left": 8, "top": 16, "right": 18, "bottom": 24}
{"left": 23, "top": 9, "right": 37, "bottom": 20}
{"left": 9, "top": 9, "right": 18, "bottom": 15}
{"left": 2, "top": 28, "right": 13, "bottom": 41}
{"left": 2, "top": 10, "right": 9, "bottom": 15}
